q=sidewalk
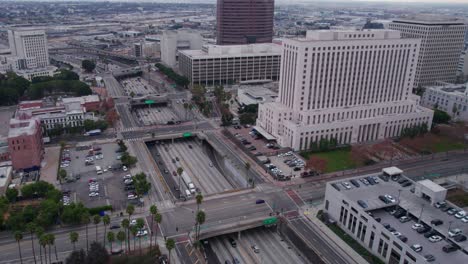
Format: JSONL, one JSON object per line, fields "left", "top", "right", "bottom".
{"left": 300, "top": 205, "right": 369, "bottom": 264}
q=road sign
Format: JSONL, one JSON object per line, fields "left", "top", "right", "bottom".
{"left": 263, "top": 217, "right": 278, "bottom": 226}
{"left": 145, "top": 100, "right": 155, "bottom": 104}
{"left": 183, "top": 132, "right": 192, "bottom": 137}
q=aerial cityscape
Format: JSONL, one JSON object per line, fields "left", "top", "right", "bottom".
{"left": 0, "top": 0, "right": 468, "bottom": 264}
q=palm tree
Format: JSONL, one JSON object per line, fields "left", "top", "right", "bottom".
{"left": 45, "top": 234, "right": 53, "bottom": 264}
{"left": 176, "top": 167, "right": 183, "bottom": 198}
{"left": 136, "top": 218, "right": 145, "bottom": 255}
{"left": 117, "top": 231, "right": 126, "bottom": 253}
{"left": 93, "top": 215, "right": 101, "bottom": 241}
{"left": 195, "top": 193, "right": 203, "bottom": 212}
{"left": 149, "top": 205, "right": 158, "bottom": 250}
{"left": 107, "top": 231, "right": 115, "bottom": 253}
{"left": 126, "top": 205, "right": 135, "bottom": 222}
{"left": 196, "top": 210, "right": 206, "bottom": 242}
{"left": 39, "top": 235, "right": 47, "bottom": 264}
{"left": 69, "top": 232, "right": 79, "bottom": 251}
{"left": 49, "top": 234, "right": 57, "bottom": 262}
{"left": 155, "top": 213, "right": 162, "bottom": 243}
{"left": 165, "top": 238, "right": 175, "bottom": 264}
{"left": 81, "top": 212, "right": 91, "bottom": 252}
{"left": 35, "top": 227, "right": 44, "bottom": 264}
{"left": 121, "top": 219, "right": 130, "bottom": 253}
{"left": 130, "top": 226, "right": 138, "bottom": 253}
{"left": 14, "top": 231, "right": 23, "bottom": 264}
{"left": 102, "top": 215, "right": 110, "bottom": 244}
{"left": 26, "top": 223, "right": 37, "bottom": 264}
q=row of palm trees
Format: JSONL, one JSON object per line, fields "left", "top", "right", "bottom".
{"left": 13, "top": 193, "right": 208, "bottom": 264}
{"left": 14, "top": 224, "right": 58, "bottom": 264}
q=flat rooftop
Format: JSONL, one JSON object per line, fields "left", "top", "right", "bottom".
{"left": 330, "top": 174, "right": 468, "bottom": 260}
{"left": 392, "top": 15, "right": 465, "bottom": 25}
{"left": 180, "top": 43, "right": 281, "bottom": 59}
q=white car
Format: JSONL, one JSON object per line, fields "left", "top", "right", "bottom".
{"left": 341, "top": 182, "right": 352, "bottom": 190}
{"left": 448, "top": 228, "right": 462, "bottom": 237}
{"left": 123, "top": 174, "right": 132, "bottom": 180}
{"left": 412, "top": 223, "right": 423, "bottom": 230}
{"left": 130, "top": 219, "right": 137, "bottom": 226}
{"left": 429, "top": 235, "right": 442, "bottom": 243}
{"left": 136, "top": 229, "right": 148, "bottom": 237}
{"left": 127, "top": 194, "right": 137, "bottom": 200}
{"left": 411, "top": 244, "right": 422, "bottom": 252}
{"left": 462, "top": 216, "right": 468, "bottom": 223}
{"left": 455, "top": 211, "right": 466, "bottom": 219}
{"left": 89, "top": 192, "right": 99, "bottom": 197}
{"left": 123, "top": 166, "right": 128, "bottom": 172}
{"left": 384, "top": 194, "right": 396, "bottom": 203}
{"left": 391, "top": 231, "right": 402, "bottom": 237}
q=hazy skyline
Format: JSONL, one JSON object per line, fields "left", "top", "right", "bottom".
{"left": 0, "top": 0, "right": 468, "bottom": 4}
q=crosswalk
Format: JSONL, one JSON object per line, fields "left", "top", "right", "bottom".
{"left": 154, "top": 199, "right": 176, "bottom": 213}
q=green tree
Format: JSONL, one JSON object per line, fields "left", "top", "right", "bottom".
{"left": 130, "top": 226, "right": 138, "bottom": 253}
{"left": 93, "top": 215, "right": 101, "bottom": 242}
{"left": 48, "top": 234, "right": 58, "bottom": 262}
{"left": 26, "top": 223, "right": 37, "bottom": 264}
{"left": 85, "top": 241, "right": 109, "bottom": 264}
{"left": 107, "top": 231, "right": 115, "bottom": 253}
{"left": 6, "top": 188, "right": 18, "bottom": 203}
{"left": 59, "top": 169, "right": 67, "bottom": 180}
{"left": 65, "top": 249, "right": 85, "bottom": 264}
{"left": 133, "top": 172, "right": 151, "bottom": 196}
{"left": 195, "top": 211, "right": 206, "bottom": 242}
{"left": 165, "top": 238, "right": 175, "bottom": 264}
{"left": 121, "top": 218, "right": 130, "bottom": 253}
{"left": 121, "top": 152, "right": 138, "bottom": 167}
{"left": 176, "top": 167, "right": 183, "bottom": 198}
{"left": 70, "top": 232, "right": 79, "bottom": 251}
{"left": 35, "top": 227, "right": 44, "bottom": 264}
{"left": 14, "top": 231, "right": 23, "bottom": 264}
{"left": 102, "top": 215, "right": 110, "bottom": 245}
{"left": 136, "top": 218, "right": 145, "bottom": 255}
{"left": 149, "top": 205, "right": 158, "bottom": 251}
{"left": 154, "top": 213, "right": 162, "bottom": 245}
{"left": 195, "top": 193, "right": 203, "bottom": 212}
{"left": 116, "top": 230, "right": 126, "bottom": 252}
{"left": 39, "top": 234, "right": 48, "bottom": 264}
{"left": 433, "top": 109, "right": 451, "bottom": 124}
{"left": 82, "top": 60, "right": 96, "bottom": 73}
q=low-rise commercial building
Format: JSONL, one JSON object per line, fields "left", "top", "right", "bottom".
{"left": 0, "top": 166, "right": 13, "bottom": 196}
{"left": 324, "top": 169, "right": 468, "bottom": 264}
{"left": 421, "top": 82, "right": 468, "bottom": 121}
{"left": 179, "top": 43, "right": 281, "bottom": 87}
{"left": 237, "top": 84, "right": 278, "bottom": 106}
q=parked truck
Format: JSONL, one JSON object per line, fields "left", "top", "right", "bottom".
{"left": 181, "top": 171, "right": 196, "bottom": 194}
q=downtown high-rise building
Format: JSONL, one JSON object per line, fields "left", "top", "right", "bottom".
{"left": 389, "top": 16, "right": 467, "bottom": 88}
{"left": 256, "top": 30, "right": 434, "bottom": 151}
{"left": 8, "top": 29, "right": 49, "bottom": 69}
{"left": 216, "top": 0, "right": 274, "bottom": 45}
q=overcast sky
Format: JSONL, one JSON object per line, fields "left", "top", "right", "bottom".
{"left": 1, "top": 0, "right": 467, "bottom": 4}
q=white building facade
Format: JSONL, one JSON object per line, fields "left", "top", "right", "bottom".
{"left": 256, "top": 30, "right": 433, "bottom": 151}
{"left": 421, "top": 82, "right": 468, "bottom": 121}
{"left": 161, "top": 30, "right": 203, "bottom": 68}
{"left": 8, "top": 29, "right": 49, "bottom": 69}
{"left": 179, "top": 43, "right": 281, "bottom": 87}
{"left": 389, "top": 17, "right": 467, "bottom": 88}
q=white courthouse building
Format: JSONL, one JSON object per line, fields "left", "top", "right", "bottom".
{"left": 421, "top": 82, "right": 468, "bottom": 121}
{"left": 256, "top": 30, "right": 434, "bottom": 151}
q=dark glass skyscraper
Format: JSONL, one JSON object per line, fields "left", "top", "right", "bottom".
{"left": 216, "top": 0, "right": 274, "bottom": 45}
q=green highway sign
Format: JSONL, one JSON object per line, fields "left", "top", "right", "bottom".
{"left": 183, "top": 132, "right": 192, "bottom": 137}
{"left": 145, "top": 100, "right": 155, "bottom": 104}
{"left": 263, "top": 217, "right": 278, "bottom": 226}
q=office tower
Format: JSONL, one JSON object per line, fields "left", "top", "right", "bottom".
{"left": 8, "top": 118, "right": 44, "bottom": 170}
{"left": 216, "top": 0, "right": 274, "bottom": 45}
{"left": 179, "top": 43, "right": 281, "bottom": 87}
{"left": 8, "top": 29, "right": 49, "bottom": 69}
{"left": 389, "top": 16, "right": 467, "bottom": 88}
{"left": 256, "top": 30, "right": 434, "bottom": 150}
{"left": 161, "top": 30, "right": 203, "bottom": 67}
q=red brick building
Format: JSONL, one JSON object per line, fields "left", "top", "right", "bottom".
{"left": 8, "top": 118, "right": 44, "bottom": 170}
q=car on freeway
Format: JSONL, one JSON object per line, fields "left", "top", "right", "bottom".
{"left": 228, "top": 237, "right": 237, "bottom": 248}
{"left": 251, "top": 245, "right": 260, "bottom": 253}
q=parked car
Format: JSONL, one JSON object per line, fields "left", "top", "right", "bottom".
{"left": 417, "top": 226, "right": 430, "bottom": 234}
{"left": 424, "top": 255, "right": 435, "bottom": 262}
{"left": 442, "top": 244, "right": 458, "bottom": 253}
{"left": 447, "top": 208, "right": 458, "bottom": 215}
{"left": 410, "top": 244, "right": 423, "bottom": 252}
{"left": 399, "top": 216, "right": 411, "bottom": 223}
{"left": 434, "top": 201, "right": 447, "bottom": 208}
{"left": 424, "top": 230, "right": 438, "bottom": 238}
{"left": 399, "top": 235, "right": 408, "bottom": 242}
{"left": 448, "top": 228, "right": 462, "bottom": 238}
{"left": 429, "top": 235, "right": 443, "bottom": 243}
{"left": 251, "top": 244, "right": 260, "bottom": 253}
{"left": 454, "top": 234, "right": 467, "bottom": 242}
{"left": 431, "top": 219, "right": 443, "bottom": 226}
{"left": 455, "top": 210, "right": 466, "bottom": 219}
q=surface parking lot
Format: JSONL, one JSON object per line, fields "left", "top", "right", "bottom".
{"left": 121, "top": 77, "right": 157, "bottom": 96}
{"left": 154, "top": 139, "right": 233, "bottom": 197}
{"left": 60, "top": 143, "right": 132, "bottom": 210}
{"left": 135, "top": 106, "right": 181, "bottom": 126}
{"left": 208, "top": 228, "right": 306, "bottom": 264}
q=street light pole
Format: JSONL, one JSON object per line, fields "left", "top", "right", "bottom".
{"left": 448, "top": 221, "right": 453, "bottom": 234}
{"left": 418, "top": 204, "right": 425, "bottom": 224}
{"left": 397, "top": 189, "right": 402, "bottom": 205}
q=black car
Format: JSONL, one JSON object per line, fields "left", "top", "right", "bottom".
{"left": 398, "top": 178, "right": 409, "bottom": 184}
{"left": 350, "top": 179, "right": 360, "bottom": 187}
{"left": 379, "top": 195, "right": 390, "bottom": 204}
{"left": 431, "top": 219, "right": 443, "bottom": 226}
{"left": 441, "top": 206, "right": 451, "bottom": 212}
{"left": 383, "top": 223, "right": 391, "bottom": 229}
{"left": 228, "top": 237, "right": 237, "bottom": 248}
{"left": 399, "top": 235, "right": 408, "bottom": 242}
{"left": 442, "top": 244, "right": 458, "bottom": 253}
{"left": 401, "top": 182, "right": 412, "bottom": 187}
{"left": 454, "top": 234, "right": 467, "bottom": 242}
{"left": 417, "top": 226, "right": 431, "bottom": 234}
{"left": 110, "top": 224, "right": 120, "bottom": 230}
{"left": 424, "top": 230, "right": 438, "bottom": 238}
{"left": 394, "top": 211, "right": 406, "bottom": 218}
{"left": 424, "top": 254, "right": 435, "bottom": 262}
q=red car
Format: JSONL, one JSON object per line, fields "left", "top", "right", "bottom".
{"left": 172, "top": 171, "right": 177, "bottom": 176}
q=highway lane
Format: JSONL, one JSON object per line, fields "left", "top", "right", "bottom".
{"left": 120, "top": 121, "right": 214, "bottom": 140}
{"left": 116, "top": 104, "right": 138, "bottom": 128}
{"left": 103, "top": 74, "right": 125, "bottom": 97}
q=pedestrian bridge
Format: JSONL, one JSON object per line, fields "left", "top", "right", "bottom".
{"left": 197, "top": 216, "right": 278, "bottom": 240}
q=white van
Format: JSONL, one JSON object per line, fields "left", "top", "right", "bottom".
{"left": 95, "top": 166, "right": 103, "bottom": 175}
{"left": 185, "top": 189, "right": 192, "bottom": 199}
